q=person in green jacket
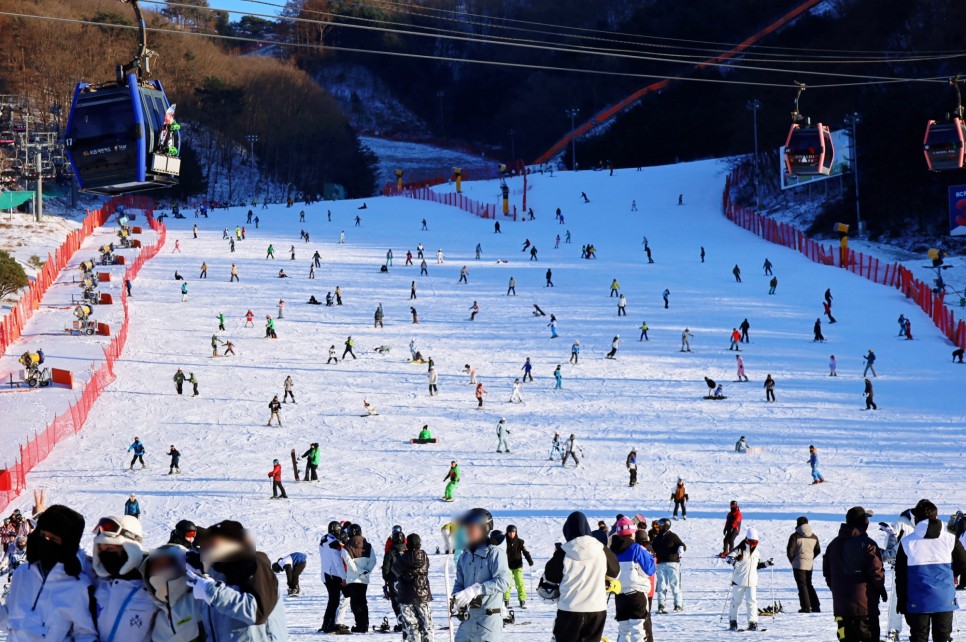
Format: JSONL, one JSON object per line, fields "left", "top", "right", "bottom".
{"left": 266, "top": 244, "right": 275, "bottom": 259}
{"left": 300, "top": 443, "right": 320, "bottom": 481}
{"left": 217, "top": 312, "right": 225, "bottom": 331}
{"left": 418, "top": 426, "right": 434, "bottom": 441}
{"left": 443, "top": 461, "right": 460, "bottom": 502}
{"left": 173, "top": 368, "right": 185, "bottom": 395}
{"left": 265, "top": 315, "right": 277, "bottom": 339}
{"left": 188, "top": 372, "right": 199, "bottom": 397}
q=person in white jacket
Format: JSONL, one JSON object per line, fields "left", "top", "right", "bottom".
{"left": 90, "top": 515, "right": 156, "bottom": 642}
{"left": 341, "top": 527, "right": 377, "bottom": 633}
{"left": 509, "top": 379, "right": 524, "bottom": 404}
{"left": 318, "top": 522, "right": 348, "bottom": 633}
{"left": 543, "top": 511, "right": 620, "bottom": 642}
{"left": 141, "top": 545, "right": 205, "bottom": 642}
{"left": 879, "top": 508, "right": 916, "bottom": 642}
{"left": 727, "top": 528, "right": 773, "bottom": 632}
{"left": 0, "top": 504, "right": 98, "bottom": 642}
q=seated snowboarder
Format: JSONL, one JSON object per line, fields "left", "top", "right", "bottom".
{"left": 308, "top": 295, "right": 321, "bottom": 305}
{"left": 413, "top": 425, "right": 436, "bottom": 444}
{"left": 735, "top": 436, "right": 749, "bottom": 453}
{"left": 363, "top": 400, "right": 379, "bottom": 416}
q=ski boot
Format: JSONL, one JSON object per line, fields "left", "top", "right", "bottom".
{"left": 886, "top": 630, "right": 899, "bottom": 642}
{"left": 503, "top": 609, "right": 515, "bottom": 625}
{"left": 729, "top": 620, "right": 738, "bottom": 631}
{"left": 518, "top": 600, "right": 527, "bottom": 610}
{"left": 673, "top": 606, "right": 684, "bottom": 613}
{"left": 374, "top": 617, "right": 391, "bottom": 633}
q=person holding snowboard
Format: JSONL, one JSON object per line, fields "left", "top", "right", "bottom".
{"left": 443, "top": 462, "right": 460, "bottom": 502}
{"left": 300, "top": 442, "right": 320, "bottom": 481}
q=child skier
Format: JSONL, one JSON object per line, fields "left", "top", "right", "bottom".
{"left": 736, "top": 355, "right": 749, "bottom": 381}
{"left": 672, "top": 479, "right": 688, "bottom": 519}
{"left": 727, "top": 528, "right": 773, "bottom": 631}
{"left": 268, "top": 459, "right": 288, "bottom": 499}
{"left": 828, "top": 355, "right": 837, "bottom": 376}
{"left": 168, "top": 445, "right": 181, "bottom": 474}
{"left": 496, "top": 418, "right": 510, "bottom": 453}
{"left": 475, "top": 383, "right": 487, "bottom": 408}
{"left": 808, "top": 445, "right": 825, "bottom": 484}
{"left": 509, "top": 379, "right": 524, "bottom": 404}
{"left": 548, "top": 433, "right": 564, "bottom": 460}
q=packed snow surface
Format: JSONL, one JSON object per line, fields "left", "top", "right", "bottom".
{"left": 3, "top": 160, "right": 964, "bottom": 640}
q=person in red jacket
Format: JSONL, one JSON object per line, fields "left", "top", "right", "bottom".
{"left": 268, "top": 458, "right": 288, "bottom": 499}
{"left": 721, "top": 501, "right": 742, "bottom": 557}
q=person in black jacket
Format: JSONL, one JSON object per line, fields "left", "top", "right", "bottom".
{"left": 651, "top": 518, "right": 687, "bottom": 613}
{"left": 822, "top": 507, "right": 885, "bottom": 642}
{"left": 393, "top": 533, "right": 434, "bottom": 641}
{"left": 503, "top": 525, "right": 534, "bottom": 609}
{"left": 382, "top": 529, "right": 407, "bottom": 632}
{"left": 591, "top": 521, "right": 609, "bottom": 547}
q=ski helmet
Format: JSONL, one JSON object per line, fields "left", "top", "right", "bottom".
{"left": 745, "top": 527, "right": 759, "bottom": 542}
{"left": 391, "top": 530, "right": 406, "bottom": 546}
{"left": 489, "top": 529, "right": 505, "bottom": 546}
{"left": 175, "top": 520, "right": 198, "bottom": 536}
{"left": 459, "top": 508, "right": 494, "bottom": 534}
{"left": 349, "top": 523, "right": 363, "bottom": 538}
{"left": 391, "top": 524, "right": 403, "bottom": 534}
{"left": 656, "top": 518, "right": 672, "bottom": 530}
{"left": 327, "top": 521, "right": 342, "bottom": 536}
{"left": 92, "top": 515, "right": 145, "bottom": 577}
{"left": 506, "top": 524, "right": 517, "bottom": 534}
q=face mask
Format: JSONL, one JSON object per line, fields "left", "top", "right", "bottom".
{"left": 149, "top": 568, "right": 178, "bottom": 603}
{"left": 26, "top": 531, "right": 61, "bottom": 569}
{"left": 99, "top": 550, "right": 128, "bottom": 577}
{"left": 200, "top": 541, "right": 243, "bottom": 573}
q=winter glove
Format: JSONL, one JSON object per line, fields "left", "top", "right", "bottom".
{"left": 186, "top": 568, "right": 216, "bottom": 605}
{"left": 677, "top": 546, "right": 685, "bottom": 557}
{"left": 878, "top": 522, "right": 896, "bottom": 536}
{"left": 453, "top": 583, "right": 483, "bottom": 608}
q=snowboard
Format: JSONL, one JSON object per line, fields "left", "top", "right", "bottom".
{"left": 290, "top": 449, "right": 299, "bottom": 482}
{"left": 703, "top": 395, "right": 729, "bottom": 400}
{"left": 411, "top": 438, "right": 439, "bottom": 444}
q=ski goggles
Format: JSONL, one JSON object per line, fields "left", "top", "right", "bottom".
{"left": 92, "top": 517, "right": 142, "bottom": 542}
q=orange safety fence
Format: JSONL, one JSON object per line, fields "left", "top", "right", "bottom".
{"left": 722, "top": 167, "right": 966, "bottom": 351}
{"left": 387, "top": 185, "right": 517, "bottom": 221}
{"left": 0, "top": 199, "right": 165, "bottom": 512}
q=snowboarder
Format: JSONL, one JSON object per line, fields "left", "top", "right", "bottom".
{"left": 763, "top": 258, "right": 773, "bottom": 276}
{"left": 672, "top": 479, "right": 688, "bottom": 519}
{"left": 681, "top": 328, "right": 694, "bottom": 352}
{"left": 128, "top": 437, "right": 146, "bottom": 470}
{"left": 701, "top": 246, "right": 705, "bottom": 262}
{"left": 808, "top": 445, "right": 825, "bottom": 484}
{"left": 722, "top": 501, "right": 742, "bottom": 557}
{"left": 617, "top": 294, "right": 627, "bottom": 317}
{"left": 181, "top": 281, "right": 188, "bottom": 302}
{"left": 729, "top": 328, "right": 742, "bottom": 351}
{"left": 268, "top": 459, "right": 288, "bottom": 498}
{"left": 272, "top": 552, "right": 307, "bottom": 595}
{"left": 459, "top": 265, "right": 468, "bottom": 284}
{"left": 496, "top": 418, "right": 510, "bottom": 453}
{"left": 265, "top": 315, "right": 277, "bottom": 339}
{"left": 428, "top": 366, "right": 438, "bottom": 396}
{"left": 469, "top": 301, "right": 480, "bottom": 321}
{"left": 606, "top": 335, "right": 621, "bottom": 359}
{"left": 335, "top": 286, "right": 343, "bottom": 305}
{"left": 521, "top": 357, "right": 534, "bottom": 382}
{"left": 475, "top": 382, "right": 487, "bottom": 408}
{"left": 410, "top": 281, "right": 417, "bottom": 300}
{"left": 507, "top": 277, "right": 516, "bottom": 296}
{"left": 740, "top": 318, "right": 750, "bottom": 343}
{"left": 824, "top": 301, "right": 837, "bottom": 323}
{"left": 769, "top": 276, "right": 778, "bottom": 295}
{"left": 313, "top": 250, "right": 321, "bottom": 267}
{"left": 200, "top": 262, "right": 207, "bottom": 279}
{"left": 268, "top": 395, "right": 282, "bottom": 426}
{"left": 548, "top": 318, "right": 558, "bottom": 338}
{"left": 283, "top": 376, "right": 295, "bottom": 403}
{"left": 813, "top": 318, "right": 825, "bottom": 342}
{"left": 374, "top": 303, "right": 384, "bottom": 329}
{"left": 626, "top": 449, "right": 638, "bottom": 486}
{"left": 570, "top": 340, "right": 580, "bottom": 364}
{"left": 327, "top": 345, "right": 338, "bottom": 364}
{"left": 610, "top": 279, "right": 620, "bottom": 297}
{"left": 645, "top": 245, "right": 654, "bottom": 264}
{"left": 639, "top": 321, "right": 649, "bottom": 341}
{"left": 230, "top": 263, "right": 239, "bottom": 282}
{"left": 735, "top": 436, "right": 749, "bottom": 453}
{"left": 124, "top": 493, "right": 141, "bottom": 518}
{"left": 509, "top": 379, "right": 524, "bottom": 404}
{"left": 266, "top": 244, "right": 275, "bottom": 259}
{"left": 217, "top": 313, "right": 226, "bottom": 331}
{"left": 475, "top": 243, "right": 482, "bottom": 259}
{"left": 410, "top": 306, "right": 418, "bottom": 324}
{"left": 553, "top": 365, "right": 562, "bottom": 389}
{"left": 442, "top": 462, "right": 460, "bottom": 501}
{"left": 764, "top": 374, "right": 776, "bottom": 402}
{"left": 343, "top": 336, "right": 356, "bottom": 359}
{"left": 903, "top": 318, "right": 912, "bottom": 340}
{"left": 663, "top": 288, "right": 670, "bottom": 309}
{"left": 864, "top": 378, "right": 877, "bottom": 410}
{"left": 733, "top": 264, "right": 742, "bottom": 283}
{"left": 736, "top": 355, "right": 749, "bottom": 382}
{"left": 503, "top": 525, "right": 533, "bottom": 610}
{"left": 862, "top": 349, "right": 877, "bottom": 377}
{"left": 726, "top": 528, "right": 773, "bottom": 632}
{"left": 436, "top": 249, "right": 444, "bottom": 264}
{"left": 546, "top": 268, "right": 554, "bottom": 287}
{"left": 561, "top": 434, "right": 581, "bottom": 467}
{"left": 168, "top": 444, "right": 181, "bottom": 474}
{"left": 824, "top": 288, "right": 833, "bottom": 306}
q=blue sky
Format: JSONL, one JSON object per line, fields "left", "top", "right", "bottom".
{"left": 211, "top": 0, "right": 281, "bottom": 18}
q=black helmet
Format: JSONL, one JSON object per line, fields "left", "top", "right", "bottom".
{"left": 460, "top": 508, "right": 494, "bottom": 534}
{"left": 391, "top": 530, "right": 406, "bottom": 546}
{"left": 489, "top": 529, "right": 506, "bottom": 546}
{"left": 328, "top": 521, "right": 342, "bottom": 536}
{"left": 656, "top": 518, "right": 672, "bottom": 530}
{"left": 506, "top": 524, "right": 518, "bottom": 534}
{"left": 350, "top": 523, "right": 363, "bottom": 538}
{"left": 175, "top": 520, "right": 198, "bottom": 536}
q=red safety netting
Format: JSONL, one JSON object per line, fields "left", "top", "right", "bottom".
{"left": 722, "top": 168, "right": 966, "bottom": 352}
{"left": 0, "top": 197, "right": 165, "bottom": 512}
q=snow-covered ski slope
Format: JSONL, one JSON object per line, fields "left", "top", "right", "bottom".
{"left": 9, "top": 160, "right": 965, "bottom": 640}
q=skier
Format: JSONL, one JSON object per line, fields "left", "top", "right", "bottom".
{"left": 662, "top": 288, "right": 670, "bottom": 309}
{"left": 787, "top": 516, "right": 822, "bottom": 614}
{"left": 764, "top": 374, "right": 776, "bottom": 402}
{"left": 863, "top": 349, "right": 877, "bottom": 377}
{"left": 548, "top": 318, "right": 558, "bottom": 338}
{"left": 268, "top": 459, "right": 288, "bottom": 498}
{"left": 681, "top": 328, "right": 693, "bottom": 352}
{"left": 626, "top": 449, "right": 638, "bottom": 486}
{"left": 266, "top": 244, "right": 275, "bottom": 259}
{"left": 268, "top": 395, "right": 282, "bottom": 426}
{"left": 721, "top": 501, "right": 742, "bottom": 557}
{"left": 610, "top": 279, "right": 620, "bottom": 297}
{"left": 507, "top": 277, "right": 516, "bottom": 296}
{"left": 223, "top": 339, "right": 235, "bottom": 356}
{"left": 548, "top": 432, "right": 564, "bottom": 461}
{"left": 652, "top": 518, "right": 686, "bottom": 613}
{"left": 561, "top": 434, "right": 581, "bottom": 468}
{"left": 903, "top": 318, "right": 912, "bottom": 340}
{"left": 124, "top": 493, "right": 141, "bottom": 519}
{"left": 610, "top": 516, "right": 657, "bottom": 642}
{"left": 374, "top": 303, "right": 384, "bottom": 329}
{"left": 272, "top": 552, "right": 307, "bottom": 596}
{"left": 428, "top": 366, "right": 438, "bottom": 396}
{"left": 733, "top": 264, "right": 742, "bottom": 283}
{"left": 265, "top": 315, "right": 277, "bottom": 339}
{"left": 546, "top": 268, "right": 554, "bottom": 287}
{"left": 735, "top": 436, "right": 749, "bottom": 453}
{"left": 417, "top": 243, "right": 424, "bottom": 259}
{"left": 443, "top": 461, "right": 460, "bottom": 502}
{"left": 327, "top": 345, "right": 338, "bottom": 364}
{"left": 864, "top": 378, "right": 877, "bottom": 410}
{"left": 496, "top": 418, "right": 510, "bottom": 453}
{"left": 173, "top": 368, "right": 185, "bottom": 394}
{"left": 763, "top": 258, "right": 773, "bottom": 275}
{"left": 436, "top": 249, "right": 444, "bottom": 264}
{"left": 343, "top": 336, "right": 356, "bottom": 359}
{"left": 313, "top": 250, "right": 321, "bottom": 267}
{"left": 829, "top": 354, "right": 838, "bottom": 376}
{"left": 729, "top": 328, "right": 741, "bottom": 351}
{"left": 168, "top": 444, "right": 181, "bottom": 474}
{"left": 172, "top": 239, "right": 181, "bottom": 253}
{"left": 341, "top": 526, "right": 377, "bottom": 633}
{"left": 808, "top": 445, "right": 825, "bottom": 484}
{"left": 200, "top": 261, "right": 207, "bottom": 278}
{"left": 245, "top": 309, "right": 254, "bottom": 326}
{"left": 618, "top": 294, "right": 628, "bottom": 317}
{"left": 283, "top": 375, "right": 295, "bottom": 403}
{"left": 769, "top": 276, "right": 778, "bottom": 295}
{"left": 553, "top": 365, "right": 562, "bottom": 389}
{"left": 509, "top": 379, "right": 524, "bottom": 404}
{"left": 736, "top": 355, "right": 749, "bottom": 382}
{"left": 672, "top": 479, "right": 688, "bottom": 519}
{"left": 606, "top": 335, "right": 621, "bottom": 359}
{"left": 825, "top": 288, "right": 833, "bottom": 306}
{"left": 469, "top": 301, "right": 480, "bottom": 321}
{"left": 452, "top": 508, "right": 511, "bottom": 641}
{"left": 410, "top": 281, "right": 417, "bottom": 300}
{"left": 639, "top": 321, "right": 649, "bottom": 342}
{"left": 128, "top": 437, "right": 146, "bottom": 470}
{"left": 230, "top": 263, "right": 239, "bottom": 282}
{"left": 813, "top": 318, "right": 825, "bottom": 342}
{"left": 503, "top": 525, "right": 533, "bottom": 610}
{"left": 475, "top": 383, "right": 487, "bottom": 408}
{"left": 726, "top": 528, "right": 773, "bottom": 631}
{"left": 521, "top": 357, "right": 534, "bottom": 382}
{"left": 570, "top": 339, "right": 580, "bottom": 364}
{"left": 824, "top": 301, "right": 837, "bottom": 323}
{"left": 180, "top": 281, "right": 188, "bottom": 302}
{"left": 740, "top": 318, "right": 750, "bottom": 343}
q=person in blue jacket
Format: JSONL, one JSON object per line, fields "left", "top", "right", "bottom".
{"left": 570, "top": 341, "right": 580, "bottom": 364}
{"left": 272, "top": 552, "right": 308, "bottom": 596}
{"left": 128, "top": 437, "right": 146, "bottom": 470}
{"left": 124, "top": 493, "right": 141, "bottom": 519}
{"left": 610, "top": 516, "right": 657, "bottom": 642}
{"left": 451, "top": 508, "right": 511, "bottom": 642}
{"left": 808, "top": 446, "right": 825, "bottom": 484}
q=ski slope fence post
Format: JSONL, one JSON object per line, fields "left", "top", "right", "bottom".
{"left": 0, "top": 198, "right": 164, "bottom": 513}
{"left": 383, "top": 181, "right": 509, "bottom": 223}
{"left": 721, "top": 167, "right": 966, "bottom": 352}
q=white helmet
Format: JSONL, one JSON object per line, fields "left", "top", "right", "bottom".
{"left": 93, "top": 515, "right": 145, "bottom": 577}
{"left": 745, "top": 527, "right": 760, "bottom": 542}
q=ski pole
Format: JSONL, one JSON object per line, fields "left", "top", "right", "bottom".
{"left": 444, "top": 556, "right": 456, "bottom": 642}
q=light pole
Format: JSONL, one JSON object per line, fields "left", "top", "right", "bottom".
{"left": 746, "top": 98, "right": 761, "bottom": 212}
{"left": 565, "top": 108, "right": 579, "bottom": 171}
{"left": 844, "top": 112, "right": 862, "bottom": 232}
{"left": 245, "top": 134, "right": 258, "bottom": 165}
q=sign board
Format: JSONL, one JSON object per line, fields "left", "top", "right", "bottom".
{"left": 949, "top": 185, "right": 966, "bottom": 236}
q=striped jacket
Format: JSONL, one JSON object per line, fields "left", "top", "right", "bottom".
{"left": 896, "top": 518, "right": 966, "bottom": 614}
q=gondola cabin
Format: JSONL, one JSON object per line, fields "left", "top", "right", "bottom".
{"left": 784, "top": 122, "right": 834, "bottom": 176}
{"left": 65, "top": 73, "right": 180, "bottom": 195}
{"left": 923, "top": 118, "right": 966, "bottom": 171}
